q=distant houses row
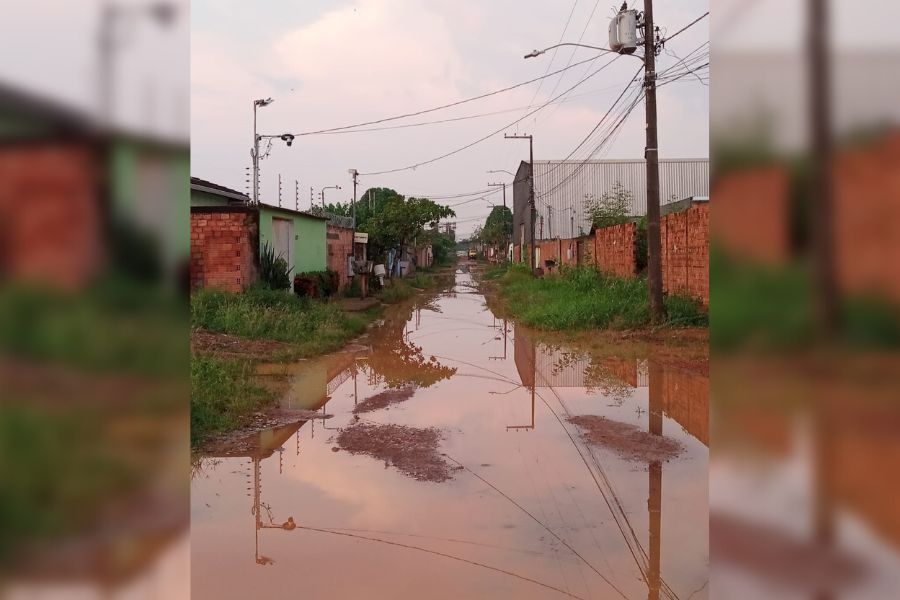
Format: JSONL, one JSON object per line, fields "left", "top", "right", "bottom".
{"left": 189, "top": 177, "right": 362, "bottom": 293}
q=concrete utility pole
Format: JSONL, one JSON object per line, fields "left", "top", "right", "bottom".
{"left": 643, "top": 0, "right": 666, "bottom": 324}
{"left": 505, "top": 134, "right": 535, "bottom": 270}
{"left": 295, "top": 180, "right": 299, "bottom": 211}
{"left": 277, "top": 173, "right": 282, "bottom": 207}
{"left": 251, "top": 97, "right": 273, "bottom": 204}
{"left": 348, "top": 169, "right": 358, "bottom": 226}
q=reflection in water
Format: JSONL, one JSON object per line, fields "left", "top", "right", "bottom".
{"left": 712, "top": 356, "right": 900, "bottom": 599}
{"left": 192, "top": 269, "right": 709, "bottom": 599}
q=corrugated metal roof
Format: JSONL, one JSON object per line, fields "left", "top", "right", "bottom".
{"left": 528, "top": 159, "right": 709, "bottom": 239}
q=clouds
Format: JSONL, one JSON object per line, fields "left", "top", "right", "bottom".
{"left": 191, "top": 0, "right": 710, "bottom": 236}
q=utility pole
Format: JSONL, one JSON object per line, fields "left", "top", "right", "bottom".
{"left": 349, "top": 169, "right": 358, "bottom": 227}
{"left": 310, "top": 187, "right": 314, "bottom": 209}
{"left": 548, "top": 205, "right": 553, "bottom": 239}
{"left": 809, "top": 0, "right": 838, "bottom": 336}
{"left": 295, "top": 180, "right": 299, "bottom": 211}
{"left": 505, "top": 134, "right": 535, "bottom": 270}
{"left": 642, "top": 0, "right": 665, "bottom": 324}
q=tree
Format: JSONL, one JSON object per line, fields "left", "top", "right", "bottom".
{"left": 480, "top": 206, "right": 512, "bottom": 250}
{"left": 584, "top": 181, "right": 633, "bottom": 229}
{"left": 365, "top": 196, "right": 455, "bottom": 262}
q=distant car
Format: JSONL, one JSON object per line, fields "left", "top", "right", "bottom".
{"left": 468, "top": 248, "right": 477, "bottom": 260}
{"left": 456, "top": 250, "right": 466, "bottom": 257}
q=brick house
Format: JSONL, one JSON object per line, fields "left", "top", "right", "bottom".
{"left": 190, "top": 177, "right": 329, "bottom": 292}
{"left": 0, "top": 82, "right": 189, "bottom": 291}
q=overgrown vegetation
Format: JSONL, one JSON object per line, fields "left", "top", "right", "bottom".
{"left": 0, "top": 278, "right": 185, "bottom": 375}
{"left": 585, "top": 181, "right": 632, "bottom": 229}
{"left": 293, "top": 269, "right": 339, "bottom": 298}
{"left": 259, "top": 242, "right": 291, "bottom": 290}
{"left": 711, "top": 250, "right": 900, "bottom": 350}
{"left": 191, "top": 287, "right": 370, "bottom": 357}
{"left": 191, "top": 356, "right": 272, "bottom": 445}
{"left": 493, "top": 264, "right": 707, "bottom": 330}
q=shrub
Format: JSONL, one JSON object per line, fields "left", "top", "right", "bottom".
{"left": 259, "top": 242, "right": 291, "bottom": 290}
{"left": 293, "top": 270, "right": 339, "bottom": 298}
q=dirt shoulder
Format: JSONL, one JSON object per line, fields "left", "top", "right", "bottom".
{"left": 191, "top": 328, "right": 295, "bottom": 362}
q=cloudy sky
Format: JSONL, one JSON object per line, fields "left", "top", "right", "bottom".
{"left": 192, "top": 0, "right": 710, "bottom": 236}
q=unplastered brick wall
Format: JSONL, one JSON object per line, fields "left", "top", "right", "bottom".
{"left": 712, "top": 166, "right": 790, "bottom": 265}
{"left": 326, "top": 225, "right": 353, "bottom": 290}
{"left": 0, "top": 143, "right": 103, "bottom": 290}
{"left": 593, "top": 222, "right": 637, "bottom": 278}
{"left": 190, "top": 208, "right": 258, "bottom": 293}
{"left": 661, "top": 203, "right": 709, "bottom": 306}
{"left": 834, "top": 132, "right": 900, "bottom": 304}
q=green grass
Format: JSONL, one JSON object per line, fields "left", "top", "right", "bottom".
{"left": 191, "top": 356, "right": 272, "bottom": 446}
{"left": 0, "top": 279, "right": 186, "bottom": 375}
{"left": 496, "top": 265, "right": 706, "bottom": 331}
{"left": 378, "top": 280, "right": 416, "bottom": 304}
{"left": 711, "top": 251, "right": 900, "bottom": 350}
{"left": 191, "top": 287, "right": 370, "bottom": 358}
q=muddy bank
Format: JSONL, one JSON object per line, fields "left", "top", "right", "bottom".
{"left": 568, "top": 415, "right": 683, "bottom": 463}
{"left": 336, "top": 422, "right": 460, "bottom": 482}
{"left": 191, "top": 328, "right": 294, "bottom": 361}
{"left": 199, "top": 408, "right": 330, "bottom": 456}
{"left": 353, "top": 385, "right": 417, "bottom": 414}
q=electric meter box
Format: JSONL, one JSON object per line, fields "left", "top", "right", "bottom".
{"left": 608, "top": 9, "right": 638, "bottom": 54}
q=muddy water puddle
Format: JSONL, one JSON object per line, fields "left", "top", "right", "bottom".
{"left": 192, "top": 268, "right": 709, "bottom": 599}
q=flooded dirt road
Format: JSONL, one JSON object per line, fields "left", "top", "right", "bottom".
{"left": 191, "top": 266, "right": 709, "bottom": 599}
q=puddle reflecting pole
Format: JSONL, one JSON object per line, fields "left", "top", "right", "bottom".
{"left": 648, "top": 360, "right": 663, "bottom": 600}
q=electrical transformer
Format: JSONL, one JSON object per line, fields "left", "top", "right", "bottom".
{"left": 608, "top": 9, "right": 639, "bottom": 54}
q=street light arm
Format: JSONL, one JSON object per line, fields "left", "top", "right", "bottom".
{"left": 524, "top": 43, "right": 643, "bottom": 62}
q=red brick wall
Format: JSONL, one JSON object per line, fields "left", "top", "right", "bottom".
{"left": 190, "top": 209, "right": 258, "bottom": 293}
{"left": 0, "top": 144, "right": 103, "bottom": 290}
{"left": 326, "top": 225, "right": 353, "bottom": 290}
{"left": 661, "top": 203, "right": 709, "bottom": 306}
{"left": 712, "top": 166, "right": 790, "bottom": 265}
{"left": 594, "top": 223, "right": 637, "bottom": 278}
{"left": 834, "top": 133, "right": 900, "bottom": 303}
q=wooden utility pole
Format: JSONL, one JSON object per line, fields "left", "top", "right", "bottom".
{"left": 809, "top": 0, "right": 838, "bottom": 336}
{"left": 505, "top": 134, "right": 535, "bottom": 270}
{"left": 643, "top": 0, "right": 666, "bottom": 323}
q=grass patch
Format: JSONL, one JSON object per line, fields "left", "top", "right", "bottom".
{"left": 378, "top": 280, "right": 416, "bottom": 304}
{"left": 481, "top": 264, "right": 510, "bottom": 281}
{"left": 711, "top": 251, "right": 900, "bottom": 350}
{"left": 191, "top": 356, "right": 272, "bottom": 446}
{"left": 496, "top": 266, "right": 706, "bottom": 331}
{"left": 0, "top": 279, "right": 185, "bottom": 375}
{"left": 191, "top": 287, "right": 369, "bottom": 358}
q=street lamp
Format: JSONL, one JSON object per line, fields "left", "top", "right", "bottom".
{"left": 320, "top": 185, "right": 341, "bottom": 208}
{"left": 487, "top": 169, "right": 515, "bottom": 177}
{"left": 251, "top": 97, "right": 273, "bottom": 204}
{"left": 98, "top": 1, "right": 179, "bottom": 126}
{"left": 524, "top": 43, "right": 643, "bottom": 62}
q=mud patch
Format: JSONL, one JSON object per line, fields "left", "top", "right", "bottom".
{"left": 567, "top": 415, "right": 683, "bottom": 463}
{"left": 353, "top": 385, "right": 417, "bottom": 414}
{"left": 336, "top": 423, "right": 459, "bottom": 482}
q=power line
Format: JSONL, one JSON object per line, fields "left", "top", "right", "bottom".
{"left": 288, "top": 54, "right": 605, "bottom": 137}
{"left": 360, "top": 54, "right": 622, "bottom": 176}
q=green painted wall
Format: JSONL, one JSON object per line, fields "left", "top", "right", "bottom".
{"left": 108, "top": 140, "right": 190, "bottom": 269}
{"left": 258, "top": 206, "right": 327, "bottom": 274}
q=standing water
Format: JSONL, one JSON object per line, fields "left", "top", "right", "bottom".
{"left": 191, "top": 265, "right": 708, "bottom": 599}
